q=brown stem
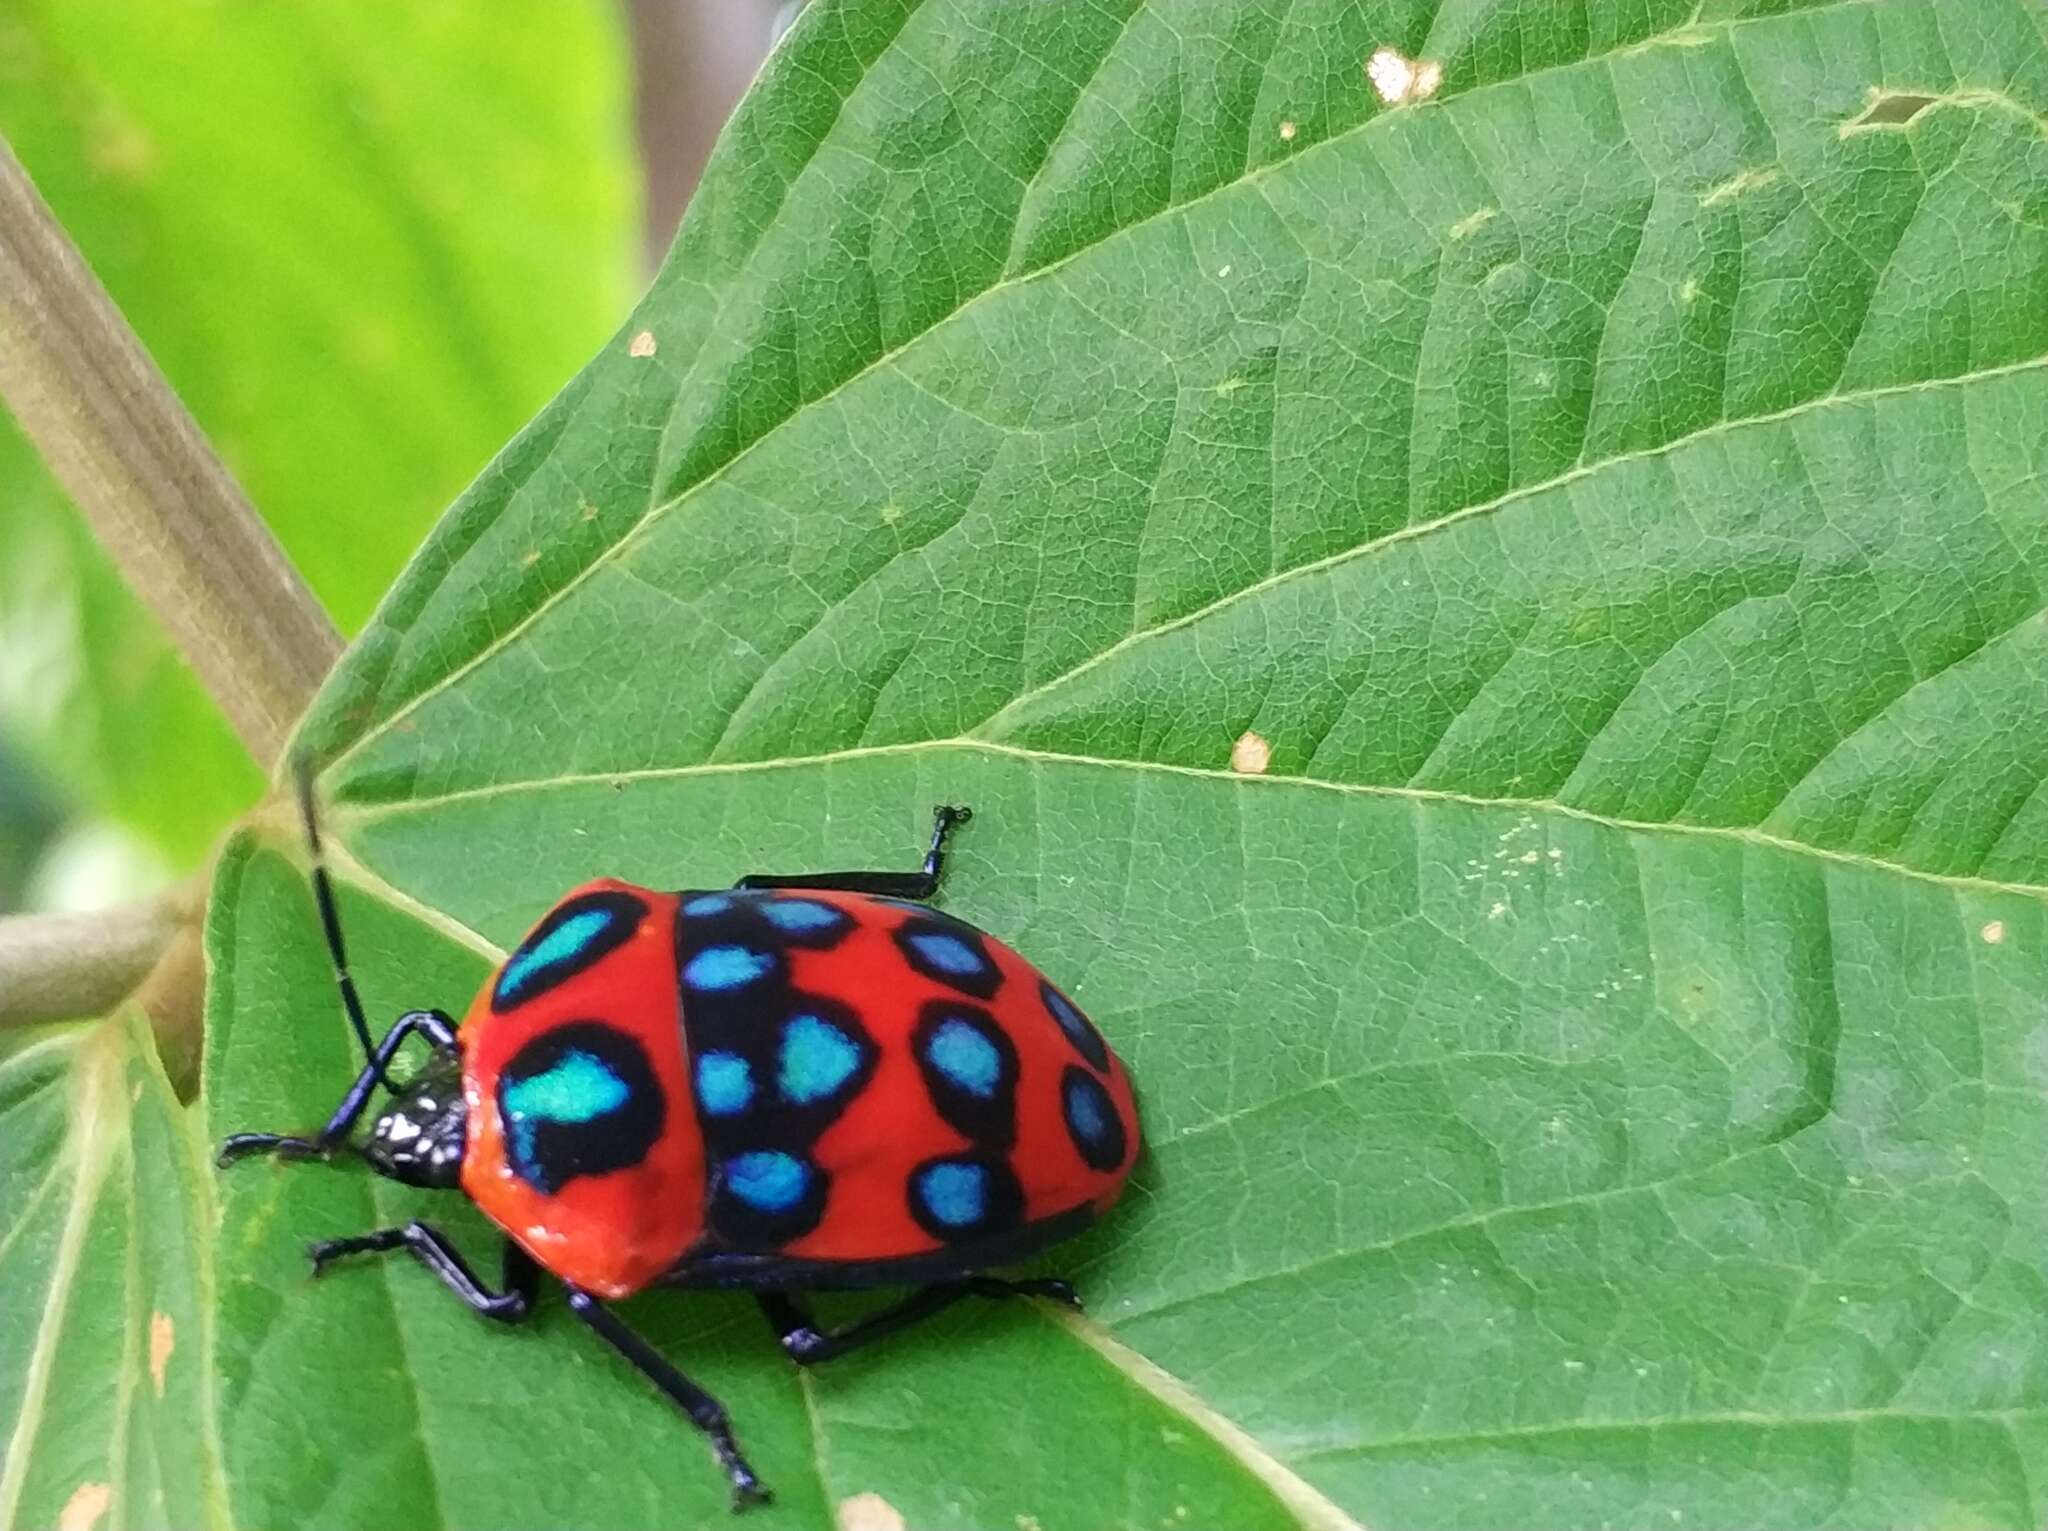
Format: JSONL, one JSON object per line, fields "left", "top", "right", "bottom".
{"left": 623, "top": 0, "right": 784, "bottom": 270}
{"left": 0, "top": 133, "right": 340, "bottom": 768}
{"left": 0, "top": 892, "right": 192, "bottom": 1030}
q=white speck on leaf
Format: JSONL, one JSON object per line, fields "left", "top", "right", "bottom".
{"left": 1368, "top": 46, "right": 1442, "bottom": 106}
{"left": 1231, "top": 730, "right": 1272, "bottom": 774}
{"left": 839, "top": 1492, "right": 906, "bottom": 1531}
{"left": 1279, "top": 120, "right": 1296, "bottom": 141}
{"left": 1700, "top": 165, "right": 1780, "bottom": 206}
{"left": 1982, "top": 920, "right": 2006, "bottom": 944}
{"left": 1217, "top": 263, "right": 1232, "bottom": 278}
{"left": 58, "top": 1484, "right": 111, "bottom": 1531}
{"left": 628, "top": 329, "right": 658, "bottom": 358}
{"left": 880, "top": 502, "right": 904, "bottom": 525}
{"left": 150, "top": 1311, "right": 175, "bottom": 1397}
{"left": 1449, "top": 207, "right": 1498, "bottom": 240}
{"left": 1489, "top": 901, "right": 1507, "bottom": 920}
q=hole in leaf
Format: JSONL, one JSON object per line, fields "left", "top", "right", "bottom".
{"left": 1846, "top": 90, "right": 1940, "bottom": 130}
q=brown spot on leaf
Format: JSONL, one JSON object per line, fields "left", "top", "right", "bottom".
{"left": 150, "top": 1311, "right": 175, "bottom": 1397}
{"left": 58, "top": 1483, "right": 111, "bottom": 1531}
{"left": 1846, "top": 89, "right": 1940, "bottom": 131}
{"left": 1700, "top": 166, "right": 1780, "bottom": 206}
{"left": 1231, "top": 730, "right": 1272, "bottom": 774}
{"left": 629, "top": 330, "right": 658, "bottom": 358}
{"left": 838, "top": 1493, "right": 905, "bottom": 1531}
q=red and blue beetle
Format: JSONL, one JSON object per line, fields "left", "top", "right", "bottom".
{"left": 221, "top": 766, "right": 1141, "bottom": 1506}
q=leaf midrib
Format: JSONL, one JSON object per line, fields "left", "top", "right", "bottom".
{"left": 319, "top": 0, "right": 1887, "bottom": 784}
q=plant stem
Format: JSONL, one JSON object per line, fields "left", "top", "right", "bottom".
{"left": 0, "top": 893, "right": 193, "bottom": 1030}
{"left": 0, "top": 133, "right": 339, "bottom": 768}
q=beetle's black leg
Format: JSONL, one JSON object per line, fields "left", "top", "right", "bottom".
{"left": 735, "top": 805, "right": 971, "bottom": 900}
{"left": 758, "top": 1275, "right": 1080, "bottom": 1366}
{"left": 218, "top": 1009, "right": 458, "bottom": 1166}
{"left": 308, "top": 1224, "right": 537, "bottom": 1324}
{"left": 565, "top": 1287, "right": 769, "bottom": 1510}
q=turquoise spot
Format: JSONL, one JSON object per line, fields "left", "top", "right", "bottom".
{"left": 502, "top": 1049, "right": 628, "bottom": 1126}
{"left": 761, "top": 899, "right": 844, "bottom": 934}
{"left": 1044, "top": 985, "right": 1084, "bottom": 1031}
{"left": 1043, "top": 981, "right": 1109, "bottom": 1070}
{"left": 1064, "top": 1075, "right": 1108, "bottom": 1142}
{"left": 683, "top": 894, "right": 734, "bottom": 916}
{"left": 778, "top": 1014, "right": 862, "bottom": 1104}
{"left": 724, "top": 1150, "right": 810, "bottom": 1213}
{"left": 909, "top": 932, "right": 986, "bottom": 978}
{"left": 926, "top": 1018, "right": 1001, "bottom": 1097}
{"left": 684, "top": 945, "right": 773, "bottom": 991}
{"left": 499, "top": 909, "right": 612, "bottom": 1000}
{"left": 916, "top": 1161, "right": 986, "bottom": 1227}
{"left": 695, "top": 1052, "right": 753, "bottom": 1115}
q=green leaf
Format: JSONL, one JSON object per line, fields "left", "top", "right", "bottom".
{"left": 0, "top": 0, "right": 636, "bottom": 865}
{"left": 0, "top": 1015, "right": 224, "bottom": 1531}
{"left": 214, "top": 0, "right": 2048, "bottom": 1526}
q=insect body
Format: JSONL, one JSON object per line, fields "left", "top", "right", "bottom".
{"left": 221, "top": 782, "right": 1140, "bottom": 1508}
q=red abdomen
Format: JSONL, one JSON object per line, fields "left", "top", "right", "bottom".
{"left": 461, "top": 882, "right": 1138, "bottom": 1298}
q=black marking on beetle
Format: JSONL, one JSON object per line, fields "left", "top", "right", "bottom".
{"left": 672, "top": 896, "right": 888, "bottom": 1253}
{"left": 498, "top": 1021, "right": 665, "bottom": 1196}
{"left": 911, "top": 1002, "right": 1019, "bottom": 1151}
{"left": 1041, "top": 980, "right": 1110, "bottom": 1073}
{"left": 709, "top": 1147, "right": 829, "bottom": 1247}
{"left": 906, "top": 1150, "right": 1024, "bottom": 1246}
{"left": 492, "top": 890, "right": 648, "bottom": 1013}
{"left": 1061, "top": 1064, "right": 1126, "bottom": 1172}
{"left": 894, "top": 915, "right": 1002, "bottom": 1000}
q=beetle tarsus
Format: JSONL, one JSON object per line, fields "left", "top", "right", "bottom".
{"left": 217, "top": 1132, "right": 329, "bottom": 1168}
{"left": 979, "top": 1275, "right": 1080, "bottom": 1309}
{"left": 306, "top": 1225, "right": 416, "bottom": 1278}
{"left": 721, "top": 1444, "right": 772, "bottom": 1513}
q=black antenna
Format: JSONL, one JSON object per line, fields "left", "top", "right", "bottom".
{"left": 294, "top": 756, "right": 391, "bottom": 1090}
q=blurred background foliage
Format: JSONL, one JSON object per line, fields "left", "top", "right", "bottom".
{"left": 0, "top": 0, "right": 792, "bottom": 912}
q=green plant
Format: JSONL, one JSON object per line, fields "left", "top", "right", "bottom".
{"left": 6, "top": 2, "right": 2048, "bottom": 1528}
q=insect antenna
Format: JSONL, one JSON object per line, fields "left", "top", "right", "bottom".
{"left": 293, "top": 755, "right": 392, "bottom": 1090}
